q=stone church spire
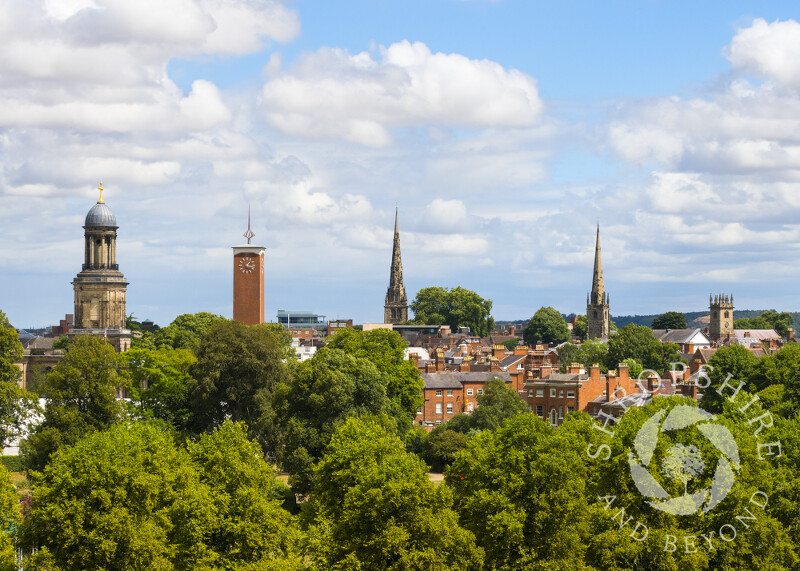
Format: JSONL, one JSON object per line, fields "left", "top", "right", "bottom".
{"left": 586, "top": 225, "right": 610, "bottom": 339}
{"left": 384, "top": 209, "right": 408, "bottom": 324}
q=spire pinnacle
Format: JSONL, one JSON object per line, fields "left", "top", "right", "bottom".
{"left": 591, "top": 224, "right": 604, "bottom": 303}
{"left": 385, "top": 208, "right": 408, "bottom": 324}
{"left": 97, "top": 181, "right": 104, "bottom": 203}
{"left": 243, "top": 206, "right": 255, "bottom": 244}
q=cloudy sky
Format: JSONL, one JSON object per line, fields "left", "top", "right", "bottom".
{"left": 3, "top": 0, "right": 800, "bottom": 329}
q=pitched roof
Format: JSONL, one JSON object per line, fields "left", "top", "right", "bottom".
{"left": 498, "top": 354, "right": 526, "bottom": 369}
{"left": 651, "top": 328, "right": 711, "bottom": 345}
{"left": 421, "top": 371, "right": 512, "bottom": 389}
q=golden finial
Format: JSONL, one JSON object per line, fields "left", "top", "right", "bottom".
{"left": 98, "top": 181, "right": 104, "bottom": 203}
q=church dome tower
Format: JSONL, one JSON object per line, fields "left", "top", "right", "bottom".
{"left": 70, "top": 183, "right": 131, "bottom": 351}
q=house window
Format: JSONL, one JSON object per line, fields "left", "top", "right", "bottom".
{"left": 527, "top": 389, "right": 533, "bottom": 397}
{"left": 436, "top": 419, "right": 442, "bottom": 425}
{"left": 467, "top": 388, "right": 473, "bottom": 396}
{"left": 559, "top": 390, "right": 564, "bottom": 398}
{"left": 447, "top": 389, "right": 453, "bottom": 397}
{"left": 416, "top": 406, "right": 422, "bottom": 415}
{"left": 517, "top": 363, "right": 524, "bottom": 370}
{"left": 559, "top": 406, "right": 564, "bottom": 418}
{"left": 536, "top": 389, "right": 544, "bottom": 397}
{"left": 446, "top": 403, "right": 453, "bottom": 413}
{"left": 435, "top": 402, "right": 442, "bottom": 414}
{"left": 435, "top": 389, "right": 442, "bottom": 397}
{"left": 549, "top": 408, "right": 558, "bottom": 425}
{"left": 536, "top": 405, "right": 543, "bottom": 417}
{"left": 477, "top": 388, "right": 483, "bottom": 395}
{"left": 568, "top": 406, "right": 574, "bottom": 413}
{"left": 468, "top": 402, "right": 474, "bottom": 412}
{"left": 567, "top": 390, "right": 575, "bottom": 398}
{"left": 550, "top": 388, "right": 556, "bottom": 397}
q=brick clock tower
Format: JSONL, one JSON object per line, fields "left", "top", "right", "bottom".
{"left": 232, "top": 211, "right": 265, "bottom": 325}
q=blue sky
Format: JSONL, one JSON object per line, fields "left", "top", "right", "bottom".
{"left": 3, "top": 0, "right": 800, "bottom": 328}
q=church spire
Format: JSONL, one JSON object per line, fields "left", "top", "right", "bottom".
{"left": 586, "top": 224, "right": 610, "bottom": 340}
{"left": 384, "top": 208, "right": 408, "bottom": 324}
{"left": 590, "top": 224, "right": 604, "bottom": 304}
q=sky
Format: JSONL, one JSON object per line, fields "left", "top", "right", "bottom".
{"left": 3, "top": 0, "right": 800, "bottom": 329}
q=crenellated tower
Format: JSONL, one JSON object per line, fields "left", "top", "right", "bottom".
{"left": 709, "top": 293, "right": 734, "bottom": 340}
{"left": 586, "top": 225, "right": 610, "bottom": 340}
{"left": 384, "top": 209, "right": 408, "bottom": 324}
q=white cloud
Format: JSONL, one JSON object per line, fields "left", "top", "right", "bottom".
{"left": 726, "top": 18, "right": 800, "bottom": 90}
{"left": 261, "top": 40, "right": 542, "bottom": 145}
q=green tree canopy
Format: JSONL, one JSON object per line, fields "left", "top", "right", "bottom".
{"left": 605, "top": 323, "right": 683, "bottom": 374}
{"left": 410, "top": 286, "right": 495, "bottom": 337}
{"left": 652, "top": 311, "right": 687, "bottom": 329}
{"left": 125, "top": 347, "right": 196, "bottom": 431}
{"left": 325, "top": 327, "right": 423, "bottom": 419}
{"left": 0, "top": 310, "right": 40, "bottom": 449}
{"left": 0, "top": 464, "right": 20, "bottom": 571}
{"left": 20, "top": 421, "right": 302, "bottom": 570}
{"left": 753, "top": 342, "right": 800, "bottom": 417}
{"left": 734, "top": 310, "right": 794, "bottom": 338}
{"left": 523, "top": 306, "right": 570, "bottom": 346}
{"left": 152, "top": 312, "right": 226, "bottom": 350}
{"left": 274, "top": 348, "right": 391, "bottom": 496}
{"left": 700, "top": 344, "right": 760, "bottom": 413}
{"left": 21, "top": 335, "right": 128, "bottom": 472}
{"left": 188, "top": 320, "right": 290, "bottom": 453}
{"left": 305, "top": 417, "right": 483, "bottom": 570}
{"left": 572, "top": 314, "right": 587, "bottom": 339}
{"left": 469, "top": 377, "right": 529, "bottom": 431}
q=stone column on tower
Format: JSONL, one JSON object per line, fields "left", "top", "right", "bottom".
{"left": 384, "top": 209, "right": 409, "bottom": 324}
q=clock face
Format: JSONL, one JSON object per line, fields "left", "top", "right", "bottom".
{"left": 238, "top": 257, "right": 256, "bottom": 274}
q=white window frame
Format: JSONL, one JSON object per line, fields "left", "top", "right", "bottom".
{"left": 467, "top": 388, "right": 474, "bottom": 396}
{"left": 435, "top": 402, "right": 442, "bottom": 414}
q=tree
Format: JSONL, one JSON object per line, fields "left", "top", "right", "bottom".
{"left": 448, "top": 414, "right": 591, "bottom": 569}
{"left": 305, "top": 417, "right": 483, "bottom": 570}
{"left": 652, "top": 311, "right": 687, "bottom": 329}
{"left": 469, "top": 377, "right": 529, "bottom": 431}
{"left": 20, "top": 421, "right": 303, "bottom": 570}
{"left": 152, "top": 312, "right": 225, "bottom": 350}
{"left": 735, "top": 310, "right": 794, "bottom": 338}
{"left": 754, "top": 343, "right": 800, "bottom": 416}
{"left": 557, "top": 339, "right": 609, "bottom": 373}
{"left": 21, "top": 334, "right": 128, "bottom": 472}
{"left": 572, "top": 314, "right": 587, "bottom": 339}
{"left": 501, "top": 337, "right": 520, "bottom": 351}
{"left": 52, "top": 335, "right": 69, "bottom": 351}
{"left": 523, "top": 306, "right": 570, "bottom": 346}
{"left": 325, "top": 327, "right": 423, "bottom": 421}
{"left": 605, "top": 323, "right": 681, "bottom": 374}
{"left": 274, "top": 348, "right": 391, "bottom": 495}
{"left": 700, "top": 344, "right": 760, "bottom": 413}
{"left": 621, "top": 357, "right": 643, "bottom": 380}
{"left": 424, "top": 429, "right": 470, "bottom": 472}
{"left": 410, "top": 286, "right": 495, "bottom": 337}
{"left": 125, "top": 347, "right": 196, "bottom": 431}
{"left": 0, "top": 310, "right": 40, "bottom": 449}
{"left": 188, "top": 320, "right": 289, "bottom": 452}
{"left": 0, "top": 464, "right": 20, "bottom": 571}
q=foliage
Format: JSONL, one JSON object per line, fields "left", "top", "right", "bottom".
{"left": 20, "top": 421, "right": 303, "bottom": 570}
{"left": 188, "top": 320, "right": 289, "bottom": 453}
{"left": 325, "top": 327, "right": 423, "bottom": 421}
{"left": 410, "top": 286, "right": 495, "bottom": 337}
{"left": 605, "top": 323, "right": 683, "bottom": 374}
{"left": 0, "top": 464, "right": 20, "bottom": 571}
{"left": 21, "top": 335, "right": 127, "bottom": 473}
{"left": 0, "top": 456, "right": 21, "bottom": 473}
{"left": 469, "top": 377, "right": 529, "bottom": 431}
{"left": 734, "top": 310, "right": 794, "bottom": 338}
{"left": 751, "top": 342, "right": 800, "bottom": 417}
{"left": 0, "top": 311, "right": 37, "bottom": 448}
{"left": 274, "top": 348, "right": 391, "bottom": 496}
{"left": 572, "top": 314, "right": 587, "bottom": 339}
{"left": 52, "top": 335, "right": 69, "bottom": 351}
{"left": 305, "top": 417, "right": 483, "bottom": 570}
{"left": 152, "top": 312, "right": 226, "bottom": 350}
{"left": 448, "top": 414, "right": 592, "bottom": 570}
{"left": 501, "top": 337, "right": 521, "bottom": 351}
{"left": 699, "top": 344, "right": 760, "bottom": 413}
{"left": 125, "top": 347, "right": 196, "bottom": 431}
{"left": 424, "top": 429, "right": 470, "bottom": 472}
{"left": 652, "top": 311, "right": 687, "bottom": 330}
{"left": 523, "top": 306, "right": 570, "bottom": 346}
{"left": 557, "top": 339, "right": 609, "bottom": 373}
{"left": 620, "top": 357, "right": 643, "bottom": 380}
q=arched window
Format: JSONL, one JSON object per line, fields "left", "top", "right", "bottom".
{"left": 593, "top": 311, "right": 598, "bottom": 318}
{"left": 549, "top": 408, "right": 558, "bottom": 426}
{"left": 724, "top": 311, "right": 729, "bottom": 318}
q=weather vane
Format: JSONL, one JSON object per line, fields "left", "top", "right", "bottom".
{"left": 243, "top": 205, "right": 255, "bottom": 244}
{"left": 98, "top": 181, "right": 104, "bottom": 203}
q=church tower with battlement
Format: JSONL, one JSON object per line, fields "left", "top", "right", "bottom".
{"left": 586, "top": 225, "right": 610, "bottom": 340}
{"left": 384, "top": 209, "right": 408, "bottom": 324}
{"left": 709, "top": 293, "right": 734, "bottom": 340}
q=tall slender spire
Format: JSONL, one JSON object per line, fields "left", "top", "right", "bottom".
{"left": 243, "top": 206, "right": 255, "bottom": 244}
{"left": 590, "top": 224, "right": 604, "bottom": 304}
{"left": 384, "top": 208, "right": 408, "bottom": 324}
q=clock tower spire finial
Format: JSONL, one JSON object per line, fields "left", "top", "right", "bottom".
{"left": 243, "top": 206, "right": 255, "bottom": 245}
